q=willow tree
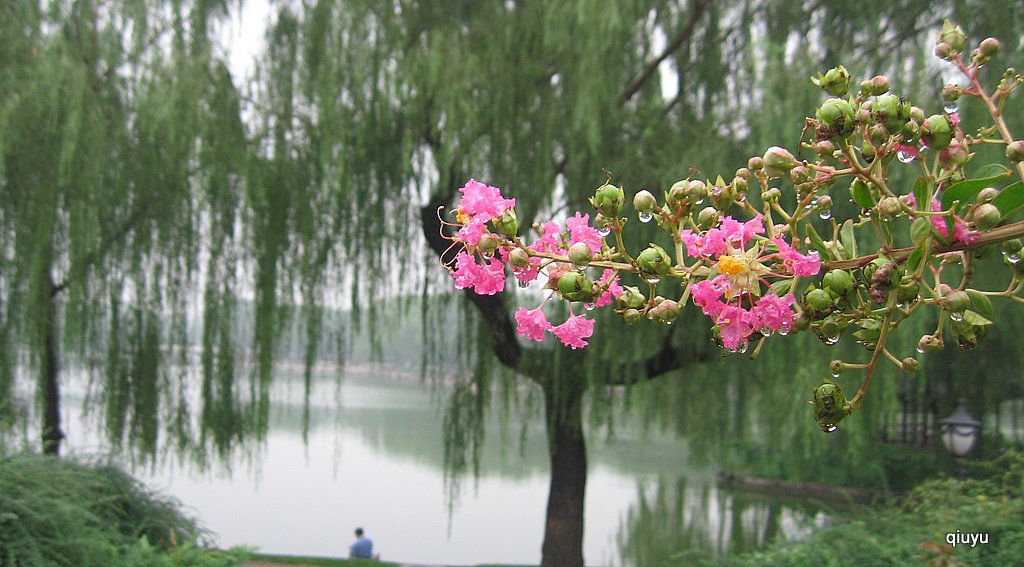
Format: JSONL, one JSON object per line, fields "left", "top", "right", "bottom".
{"left": 0, "top": 0, "right": 345, "bottom": 461}
{"left": 246, "top": 2, "right": 1023, "bottom": 566}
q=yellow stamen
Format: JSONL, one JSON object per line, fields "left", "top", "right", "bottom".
{"left": 717, "top": 255, "right": 747, "bottom": 276}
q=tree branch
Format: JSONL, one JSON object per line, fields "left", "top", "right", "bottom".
{"left": 51, "top": 201, "right": 152, "bottom": 297}
{"left": 619, "top": 0, "right": 712, "bottom": 104}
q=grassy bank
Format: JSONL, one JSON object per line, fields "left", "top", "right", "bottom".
{"left": 249, "top": 553, "right": 532, "bottom": 567}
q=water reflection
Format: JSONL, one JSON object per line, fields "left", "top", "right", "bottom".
{"left": 59, "top": 370, "right": 834, "bottom": 566}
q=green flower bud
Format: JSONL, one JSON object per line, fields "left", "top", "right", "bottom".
{"left": 971, "top": 203, "right": 1001, "bottom": 231}
{"left": 687, "top": 180, "right": 708, "bottom": 202}
{"left": 492, "top": 208, "right": 519, "bottom": 237}
{"left": 1006, "top": 140, "right": 1024, "bottom": 163}
{"left": 858, "top": 79, "right": 873, "bottom": 98}
{"left": 812, "top": 65, "right": 851, "bottom": 96}
{"left": 477, "top": 233, "right": 500, "bottom": 255}
{"left": 623, "top": 308, "right": 643, "bottom": 325}
{"left": 667, "top": 181, "right": 688, "bottom": 208}
{"left": 811, "top": 380, "right": 849, "bottom": 432}
{"left": 592, "top": 183, "right": 625, "bottom": 217}
{"left": 632, "top": 189, "right": 658, "bottom": 213}
{"left": 878, "top": 196, "right": 902, "bottom": 219}
{"left": 815, "top": 140, "right": 835, "bottom": 158}
{"left": 829, "top": 359, "right": 844, "bottom": 375}
{"left": 735, "top": 167, "right": 751, "bottom": 180}
{"left": 870, "top": 75, "right": 891, "bottom": 95}
{"left": 935, "top": 42, "right": 954, "bottom": 60}
{"left": 617, "top": 286, "right": 647, "bottom": 310}
{"left": 748, "top": 156, "right": 764, "bottom": 171}
{"left": 922, "top": 114, "right": 953, "bottom": 150}
{"left": 918, "top": 334, "right": 943, "bottom": 352}
{"left": 732, "top": 176, "right": 748, "bottom": 195}
{"left": 896, "top": 279, "right": 920, "bottom": 304}
{"left": 941, "top": 84, "right": 962, "bottom": 102}
{"left": 762, "top": 146, "right": 799, "bottom": 178}
{"left": 910, "top": 106, "right": 926, "bottom": 124}
{"left": 697, "top": 206, "right": 719, "bottom": 229}
{"left": 649, "top": 299, "right": 681, "bottom": 324}
{"left": 938, "top": 20, "right": 967, "bottom": 53}
{"left": 901, "top": 357, "right": 919, "bottom": 374}
{"left": 761, "top": 187, "right": 781, "bottom": 202}
{"left": 568, "top": 242, "right": 593, "bottom": 267}
{"left": 868, "top": 123, "right": 890, "bottom": 146}
{"left": 939, "top": 140, "right": 969, "bottom": 168}
{"left": 823, "top": 269, "right": 855, "bottom": 297}
{"left": 944, "top": 289, "right": 970, "bottom": 313}
{"left": 509, "top": 247, "right": 530, "bottom": 268}
{"left": 816, "top": 194, "right": 833, "bottom": 213}
{"left": 816, "top": 98, "right": 856, "bottom": 139}
{"left": 977, "top": 187, "right": 999, "bottom": 203}
{"left": 805, "top": 288, "right": 833, "bottom": 315}
{"left": 872, "top": 94, "right": 912, "bottom": 133}
{"left": 557, "top": 270, "right": 594, "bottom": 301}
{"left": 979, "top": 37, "right": 1000, "bottom": 57}
{"left": 1002, "top": 239, "right": 1023, "bottom": 254}
{"left": 637, "top": 244, "right": 672, "bottom": 277}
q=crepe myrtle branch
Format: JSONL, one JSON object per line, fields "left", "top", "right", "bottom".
{"left": 439, "top": 20, "right": 1024, "bottom": 433}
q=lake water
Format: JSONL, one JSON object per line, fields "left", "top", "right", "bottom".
{"left": 60, "top": 367, "right": 831, "bottom": 566}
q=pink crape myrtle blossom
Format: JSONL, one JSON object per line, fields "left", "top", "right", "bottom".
{"left": 456, "top": 216, "right": 487, "bottom": 246}
{"left": 456, "top": 179, "right": 515, "bottom": 219}
{"left": 594, "top": 269, "right": 624, "bottom": 308}
{"left": 515, "top": 307, "right": 552, "bottom": 342}
{"left": 906, "top": 193, "right": 977, "bottom": 244}
{"left": 551, "top": 313, "right": 595, "bottom": 349}
{"left": 566, "top": 212, "right": 603, "bottom": 254}
{"left": 450, "top": 251, "right": 505, "bottom": 295}
{"left": 683, "top": 215, "right": 816, "bottom": 350}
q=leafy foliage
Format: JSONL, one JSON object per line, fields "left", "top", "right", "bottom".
{"left": 0, "top": 451, "right": 248, "bottom": 567}
{"left": 673, "top": 451, "right": 1024, "bottom": 567}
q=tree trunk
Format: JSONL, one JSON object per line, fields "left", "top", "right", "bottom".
{"left": 540, "top": 383, "right": 587, "bottom": 567}
{"left": 42, "top": 277, "right": 63, "bottom": 455}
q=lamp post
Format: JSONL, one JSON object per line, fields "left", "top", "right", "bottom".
{"left": 939, "top": 398, "right": 982, "bottom": 477}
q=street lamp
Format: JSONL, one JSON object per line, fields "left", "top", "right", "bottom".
{"left": 939, "top": 398, "right": 982, "bottom": 458}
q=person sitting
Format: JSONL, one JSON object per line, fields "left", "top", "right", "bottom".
{"left": 349, "top": 527, "right": 374, "bottom": 559}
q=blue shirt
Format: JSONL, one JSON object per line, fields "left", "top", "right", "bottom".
{"left": 350, "top": 535, "right": 373, "bottom": 558}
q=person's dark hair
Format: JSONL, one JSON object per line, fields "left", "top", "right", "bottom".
{"left": 355, "top": 527, "right": 364, "bottom": 536}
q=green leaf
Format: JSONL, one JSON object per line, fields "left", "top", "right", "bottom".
{"left": 940, "top": 165, "right": 1012, "bottom": 211}
{"left": 909, "top": 217, "right": 932, "bottom": 245}
{"left": 851, "top": 179, "right": 875, "bottom": 209}
{"left": 992, "top": 181, "right": 1024, "bottom": 219}
{"left": 805, "top": 224, "right": 830, "bottom": 259}
{"left": 965, "top": 289, "right": 994, "bottom": 320}
{"left": 962, "top": 310, "right": 993, "bottom": 326}
{"left": 840, "top": 220, "right": 857, "bottom": 259}
{"left": 913, "top": 177, "right": 931, "bottom": 211}
{"left": 907, "top": 242, "right": 926, "bottom": 272}
{"left": 771, "top": 279, "right": 792, "bottom": 296}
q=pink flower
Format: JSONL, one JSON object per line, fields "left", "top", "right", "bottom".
{"left": 906, "top": 194, "right": 976, "bottom": 244}
{"left": 772, "top": 238, "right": 821, "bottom": 277}
{"left": 451, "top": 251, "right": 479, "bottom": 289}
{"left": 456, "top": 216, "right": 487, "bottom": 245}
{"left": 716, "top": 304, "right": 752, "bottom": 351}
{"left": 529, "top": 221, "right": 564, "bottom": 254}
{"left": 566, "top": 212, "right": 603, "bottom": 254}
{"left": 515, "top": 307, "right": 551, "bottom": 342}
{"left": 594, "top": 269, "right": 623, "bottom": 308}
{"left": 552, "top": 314, "right": 595, "bottom": 349}
{"left": 450, "top": 252, "right": 505, "bottom": 295}
{"left": 473, "top": 257, "right": 506, "bottom": 295}
{"left": 457, "top": 179, "right": 516, "bottom": 219}
{"left": 749, "top": 293, "right": 796, "bottom": 333}
{"left": 691, "top": 276, "right": 728, "bottom": 317}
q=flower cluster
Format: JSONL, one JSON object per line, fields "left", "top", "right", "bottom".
{"left": 443, "top": 180, "right": 623, "bottom": 349}
{"left": 683, "top": 215, "right": 821, "bottom": 350}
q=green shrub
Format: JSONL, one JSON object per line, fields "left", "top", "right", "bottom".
{"left": 0, "top": 451, "right": 246, "bottom": 567}
{"left": 674, "top": 451, "right": 1024, "bottom": 567}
